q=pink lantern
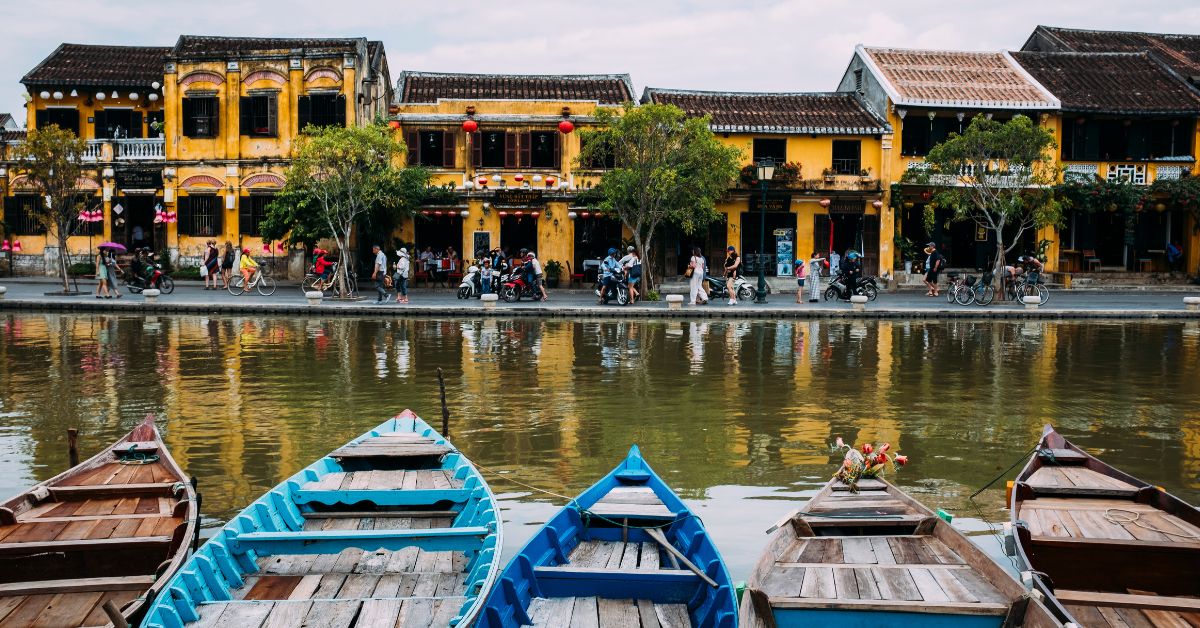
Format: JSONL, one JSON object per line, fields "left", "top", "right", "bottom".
{"left": 276, "top": 242, "right": 286, "bottom": 253}
{"left": 422, "top": 210, "right": 431, "bottom": 216}
{"left": 167, "top": 212, "right": 177, "bottom": 224}
{"left": 514, "top": 210, "right": 524, "bottom": 217}
{"left": 531, "top": 211, "right": 540, "bottom": 218}
{"left": 546, "top": 176, "right": 556, "bottom": 187}
{"left": 498, "top": 211, "right": 508, "bottom": 217}
{"left": 12, "top": 240, "right": 22, "bottom": 252}
{"left": 581, "top": 211, "right": 590, "bottom": 218}
{"left": 819, "top": 198, "right": 831, "bottom": 208}
{"left": 1, "top": 240, "right": 9, "bottom": 252}
{"left": 872, "top": 200, "right": 883, "bottom": 209}
{"left": 262, "top": 243, "right": 271, "bottom": 253}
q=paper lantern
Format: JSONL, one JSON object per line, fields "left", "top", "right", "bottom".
{"left": 567, "top": 211, "right": 577, "bottom": 220}
{"left": 434, "top": 210, "right": 443, "bottom": 216}
{"left": 477, "top": 176, "right": 488, "bottom": 187}
{"left": 581, "top": 211, "right": 591, "bottom": 218}
{"left": 152, "top": 81, "right": 161, "bottom": 89}
{"left": 12, "top": 241, "right": 21, "bottom": 252}
{"left": 95, "top": 92, "right": 106, "bottom": 101}
{"left": 531, "top": 211, "right": 540, "bottom": 218}
{"left": 388, "top": 120, "right": 401, "bottom": 129}
{"left": 39, "top": 91, "right": 50, "bottom": 99}
{"left": 532, "top": 175, "right": 542, "bottom": 183}
{"left": 558, "top": 120, "right": 575, "bottom": 134}
{"left": 148, "top": 93, "right": 159, "bottom": 102}
{"left": 546, "top": 176, "right": 556, "bottom": 187}
{"left": 872, "top": 200, "right": 883, "bottom": 209}
{"left": 560, "top": 181, "right": 570, "bottom": 190}
{"left": 277, "top": 242, "right": 286, "bottom": 253}
{"left": 460, "top": 210, "right": 470, "bottom": 218}
{"left": 498, "top": 211, "right": 508, "bottom": 217}
{"left": 514, "top": 174, "right": 524, "bottom": 182}
{"left": 492, "top": 175, "right": 502, "bottom": 183}
{"left": 1, "top": 240, "right": 9, "bottom": 251}
{"left": 166, "top": 212, "right": 177, "bottom": 224}
{"left": 819, "top": 198, "right": 831, "bottom": 207}
{"left": 421, "top": 210, "right": 431, "bottom": 216}
{"left": 129, "top": 92, "right": 139, "bottom": 100}
{"left": 514, "top": 211, "right": 524, "bottom": 217}
{"left": 462, "top": 119, "right": 478, "bottom": 133}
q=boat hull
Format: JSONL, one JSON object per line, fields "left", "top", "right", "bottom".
{"left": 770, "top": 608, "right": 1005, "bottom": 628}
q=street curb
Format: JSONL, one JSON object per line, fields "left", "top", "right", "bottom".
{"left": 1, "top": 299, "right": 1196, "bottom": 321}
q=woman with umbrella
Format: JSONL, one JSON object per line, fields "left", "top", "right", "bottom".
{"left": 94, "top": 246, "right": 111, "bottom": 298}
{"left": 98, "top": 242, "right": 126, "bottom": 297}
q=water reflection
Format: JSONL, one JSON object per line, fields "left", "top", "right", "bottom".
{"left": 2, "top": 314, "right": 1198, "bottom": 578}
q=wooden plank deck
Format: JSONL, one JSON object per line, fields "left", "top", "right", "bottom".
{"left": 527, "top": 596, "right": 691, "bottom": 628}
{"left": 757, "top": 535, "right": 1007, "bottom": 610}
{"left": 0, "top": 588, "right": 141, "bottom": 628}
{"left": 1019, "top": 497, "right": 1200, "bottom": 544}
{"left": 190, "top": 597, "right": 468, "bottom": 628}
{"left": 567, "top": 541, "right": 666, "bottom": 571}
{"left": 300, "top": 470, "right": 462, "bottom": 493}
{"left": 1025, "top": 465, "right": 1139, "bottom": 497}
{"left": 586, "top": 486, "right": 674, "bottom": 519}
{"left": 331, "top": 434, "right": 452, "bottom": 460}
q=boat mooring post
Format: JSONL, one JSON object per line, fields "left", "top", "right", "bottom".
{"left": 67, "top": 428, "right": 79, "bottom": 467}
{"left": 436, "top": 367, "right": 450, "bottom": 437}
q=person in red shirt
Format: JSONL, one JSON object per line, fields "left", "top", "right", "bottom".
{"left": 313, "top": 249, "right": 334, "bottom": 287}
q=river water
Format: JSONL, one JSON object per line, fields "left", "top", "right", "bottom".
{"left": 2, "top": 314, "right": 1198, "bottom": 580}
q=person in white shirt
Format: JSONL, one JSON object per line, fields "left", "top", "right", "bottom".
{"left": 372, "top": 244, "right": 390, "bottom": 303}
{"left": 530, "top": 252, "right": 547, "bottom": 301}
{"left": 688, "top": 247, "right": 708, "bottom": 305}
{"left": 828, "top": 250, "right": 841, "bottom": 277}
{"left": 393, "top": 248, "right": 411, "bottom": 304}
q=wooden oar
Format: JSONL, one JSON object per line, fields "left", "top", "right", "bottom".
{"left": 645, "top": 527, "right": 718, "bottom": 587}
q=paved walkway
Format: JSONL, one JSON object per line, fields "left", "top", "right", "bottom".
{"left": 1, "top": 277, "right": 1198, "bottom": 319}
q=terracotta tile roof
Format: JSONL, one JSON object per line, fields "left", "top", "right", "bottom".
{"left": 641, "top": 89, "right": 889, "bottom": 134}
{"left": 22, "top": 44, "right": 170, "bottom": 87}
{"left": 172, "top": 35, "right": 362, "bottom": 58}
{"left": 860, "top": 47, "right": 1058, "bottom": 109}
{"left": 1011, "top": 51, "right": 1200, "bottom": 114}
{"left": 1, "top": 129, "right": 26, "bottom": 142}
{"left": 397, "top": 72, "right": 634, "bottom": 104}
{"left": 1026, "top": 26, "right": 1200, "bottom": 80}
{"left": 0, "top": 113, "right": 13, "bottom": 129}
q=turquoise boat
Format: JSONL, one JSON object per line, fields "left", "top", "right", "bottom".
{"left": 478, "top": 445, "right": 736, "bottom": 628}
{"left": 142, "top": 411, "right": 501, "bottom": 628}
{"left": 739, "top": 476, "right": 1062, "bottom": 628}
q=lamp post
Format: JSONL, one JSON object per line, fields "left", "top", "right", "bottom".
{"left": 755, "top": 157, "right": 775, "bottom": 304}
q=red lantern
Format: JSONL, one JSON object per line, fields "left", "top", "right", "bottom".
{"left": 1, "top": 240, "right": 9, "bottom": 252}
{"left": 262, "top": 243, "right": 271, "bottom": 253}
{"left": 434, "top": 210, "right": 443, "bottom": 216}
{"left": 388, "top": 120, "right": 401, "bottom": 130}
{"left": 514, "top": 174, "right": 524, "bottom": 182}
{"left": 498, "top": 211, "right": 508, "bottom": 217}
{"left": 514, "top": 210, "right": 524, "bottom": 217}
{"left": 477, "top": 177, "right": 488, "bottom": 187}
{"left": 581, "top": 211, "right": 590, "bottom": 218}
{"left": 558, "top": 119, "right": 574, "bottom": 134}
{"left": 462, "top": 119, "right": 478, "bottom": 133}
{"left": 531, "top": 211, "right": 540, "bottom": 218}
{"left": 546, "top": 176, "right": 557, "bottom": 187}
{"left": 276, "top": 242, "right": 286, "bottom": 253}
{"left": 920, "top": 190, "right": 932, "bottom": 201}
{"left": 12, "top": 240, "right": 22, "bottom": 252}
{"left": 422, "top": 210, "right": 431, "bottom": 216}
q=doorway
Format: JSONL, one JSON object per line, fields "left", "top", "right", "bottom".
{"left": 117, "top": 195, "right": 156, "bottom": 250}
{"left": 414, "top": 213, "right": 464, "bottom": 258}
{"left": 501, "top": 215, "right": 538, "bottom": 257}
{"left": 740, "top": 211, "right": 796, "bottom": 276}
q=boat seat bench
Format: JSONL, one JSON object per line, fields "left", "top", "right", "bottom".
{"left": 0, "top": 534, "right": 172, "bottom": 556}
{"left": 1054, "top": 590, "right": 1200, "bottom": 613}
{"left": 227, "top": 527, "right": 490, "bottom": 556}
{"left": 0, "top": 574, "right": 156, "bottom": 596}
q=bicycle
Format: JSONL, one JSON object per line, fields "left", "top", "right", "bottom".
{"left": 228, "top": 265, "right": 277, "bottom": 296}
{"left": 301, "top": 263, "right": 357, "bottom": 298}
{"left": 945, "top": 273, "right": 972, "bottom": 305}
{"left": 1008, "top": 272, "right": 1048, "bottom": 305}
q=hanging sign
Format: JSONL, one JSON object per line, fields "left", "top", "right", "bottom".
{"left": 494, "top": 189, "right": 545, "bottom": 207}
{"left": 115, "top": 168, "right": 162, "bottom": 189}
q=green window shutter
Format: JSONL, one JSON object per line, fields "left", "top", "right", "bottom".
{"left": 297, "top": 95, "right": 311, "bottom": 132}
{"left": 239, "top": 97, "right": 252, "bottom": 136}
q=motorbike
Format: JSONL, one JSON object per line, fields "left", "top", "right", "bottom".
{"left": 702, "top": 274, "right": 756, "bottom": 301}
{"left": 125, "top": 259, "right": 175, "bottom": 294}
{"left": 500, "top": 271, "right": 540, "bottom": 302}
{"left": 822, "top": 270, "right": 877, "bottom": 301}
{"left": 596, "top": 274, "right": 630, "bottom": 305}
{"left": 458, "top": 264, "right": 483, "bottom": 299}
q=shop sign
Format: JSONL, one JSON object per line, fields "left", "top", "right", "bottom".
{"left": 494, "top": 189, "right": 545, "bottom": 207}
{"left": 828, "top": 200, "right": 864, "bottom": 215}
{"left": 750, "top": 195, "right": 791, "bottom": 213}
{"left": 115, "top": 168, "right": 162, "bottom": 189}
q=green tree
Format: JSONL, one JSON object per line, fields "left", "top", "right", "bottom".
{"left": 267, "top": 124, "right": 427, "bottom": 296}
{"left": 577, "top": 103, "right": 741, "bottom": 288}
{"left": 909, "top": 115, "right": 1061, "bottom": 289}
{"left": 12, "top": 125, "right": 98, "bottom": 292}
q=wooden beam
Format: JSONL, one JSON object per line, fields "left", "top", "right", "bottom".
{"left": 1054, "top": 590, "right": 1200, "bottom": 613}
{"left": 0, "top": 535, "right": 172, "bottom": 556}
{"left": 1030, "top": 536, "right": 1200, "bottom": 552}
{"left": 49, "top": 482, "right": 179, "bottom": 500}
{"left": 303, "top": 510, "right": 458, "bottom": 519}
{"left": 0, "top": 575, "right": 155, "bottom": 596}
{"left": 774, "top": 562, "right": 972, "bottom": 570}
{"left": 766, "top": 597, "right": 1008, "bottom": 616}
{"left": 644, "top": 528, "right": 718, "bottom": 588}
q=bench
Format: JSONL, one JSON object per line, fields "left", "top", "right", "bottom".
{"left": 0, "top": 535, "right": 172, "bottom": 557}
{"left": 226, "top": 526, "right": 490, "bottom": 556}
{"left": 532, "top": 566, "right": 702, "bottom": 602}
{"left": 0, "top": 575, "right": 156, "bottom": 596}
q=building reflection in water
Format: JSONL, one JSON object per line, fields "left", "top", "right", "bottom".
{"left": 1, "top": 314, "right": 1198, "bottom": 573}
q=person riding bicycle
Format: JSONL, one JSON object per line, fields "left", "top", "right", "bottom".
{"left": 313, "top": 248, "right": 333, "bottom": 284}
{"left": 239, "top": 248, "right": 259, "bottom": 286}
{"left": 598, "top": 247, "right": 623, "bottom": 305}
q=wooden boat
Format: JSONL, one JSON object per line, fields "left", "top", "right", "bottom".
{"left": 741, "top": 476, "right": 1063, "bottom": 628}
{"left": 478, "top": 445, "right": 737, "bottom": 628}
{"left": 1011, "top": 424, "right": 1200, "bottom": 627}
{"left": 0, "top": 416, "right": 198, "bottom": 628}
{"left": 142, "top": 410, "right": 501, "bottom": 628}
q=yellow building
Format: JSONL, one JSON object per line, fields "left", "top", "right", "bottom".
{"left": 642, "top": 89, "right": 891, "bottom": 277}
{"left": 164, "top": 36, "right": 390, "bottom": 266}
{"left": 2, "top": 44, "right": 169, "bottom": 271}
{"left": 837, "top": 46, "right": 1061, "bottom": 272}
{"left": 392, "top": 71, "right": 635, "bottom": 278}
{"left": 1, "top": 36, "right": 389, "bottom": 273}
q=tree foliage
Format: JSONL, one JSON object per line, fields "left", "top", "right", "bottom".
{"left": 577, "top": 103, "right": 741, "bottom": 287}
{"left": 907, "top": 115, "right": 1061, "bottom": 283}
{"left": 266, "top": 123, "right": 427, "bottom": 294}
{"left": 12, "top": 124, "right": 98, "bottom": 291}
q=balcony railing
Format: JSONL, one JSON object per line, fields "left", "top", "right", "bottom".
{"left": 1062, "top": 161, "right": 1195, "bottom": 185}
{"left": 81, "top": 141, "right": 104, "bottom": 162}
{"left": 115, "top": 138, "right": 165, "bottom": 161}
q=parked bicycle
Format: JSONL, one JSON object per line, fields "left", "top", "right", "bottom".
{"left": 1007, "top": 271, "right": 1049, "bottom": 305}
{"left": 301, "top": 263, "right": 357, "bottom": 298}
{"left": 228, "top": 265, "right": 277, "bottom": 296}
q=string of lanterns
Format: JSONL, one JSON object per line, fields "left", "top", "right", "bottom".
{"left": 154, "top": 208, "right": 178, "bottom": 224}
{"left": 40, "top": 81, "right": 161, "bottom": 104}
{"left": 77, "top": 209, "right": 103, "bottom": 223}
{"left": 1, "top": 240, "right": 22, "bottom": 252}
{"left": 262, "top": 242, "right": 287, "bottom": 254}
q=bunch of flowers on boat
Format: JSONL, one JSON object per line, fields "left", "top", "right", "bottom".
{"left": 830, "top": 437, "right": 908, "bottom": 492}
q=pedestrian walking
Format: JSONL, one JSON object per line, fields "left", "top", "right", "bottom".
{"left": 203, "top": 240, "right": 220, "bottom": 290}
{"left": 724, "top": 246, "right": 742, "bottom": 305}
{"left": 372, "top": 244, "right": 390, "bottom": 303}
{"left": 626, "top": 249, "right": 643, "bottom": 302}
{"left": 103, "top": 248, "right": 122, "bottom": 298}
{"left": 394, "top": 248, "right": 411, "bottom": 304}
{"left": 923, "top": 242, "right": 944, "bottom": 297}
{"left": 221, "top": 241, "right": 234, "bottom": 289}
{"left": 794, "top": 257, "right": 807, "bottom": 303}
{"left": 808, "top": 251, "right": 826, "bottom": 302}
{"left": 688, "top": 247, "right": 708, "bottom": 305}
{"left": 94, "top": 247, "right": 111, "bottom": 298}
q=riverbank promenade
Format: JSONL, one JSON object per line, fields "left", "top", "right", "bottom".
{"left": 1, "top": 278, "right": 1198, "bottom": 319}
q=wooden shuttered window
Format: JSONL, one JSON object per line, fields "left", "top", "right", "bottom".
{"left": 406, "top": 131, "right": 457, "bottom": 168}
{"left": 442, "top": 132, "right": 456, "bottom": 169}
{"left": 36, "top": 109, "right": 80, "bottom": 136}
{"left": 406, "top": 130, "right": 420, "bottom": 166}
{"left": 471, "top": 132, "right": 482, "bottom": 168}
{"left": 4, "top": 196, "right": 46, "bottom": 235}
{"left": 527, "top": 131, "right": 559, "bottom": 168}
{"left": 519, "top": 131, "right": 532, "bottom": 168}
{"left": 94, "top": 110, "right": 143, "bottom": 139}
{"left": 240, "top": 94, "right": 277, "bottom": 137}
{"left": 182, "top": 97, "right": 219, "bottom": 138}
{"left": 238, "top": 195, "right": 274, "bottom": 236}
{"left": 178, "top": 196, "right": 223, "bottom": 237}
{"left": 504, "top": 132, "right": 518, "bottom": 169}
{"left": 297, "top": 94, "right": 346, "bottom": 132}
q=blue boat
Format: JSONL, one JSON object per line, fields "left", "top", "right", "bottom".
{"left": 739, "top": 477, "right": 1063, "bottom": 628}
{"left": 478, "top": 445, "right": 736, "bottom": 628}
{"left": 142, "top": 411, "right": 501, "bottom": 628}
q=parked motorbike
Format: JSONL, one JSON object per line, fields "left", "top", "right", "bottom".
{"left": 458, "top": 264, "right": 482, "bottom": 299}
{"left": 822, "top": 270, "right": 877, "bottom": 301}
{"left": 125, "top": 259, "right": 175, "bottom": 294}
{"left": 500, "top": 271, "right": 540, "bottom": 302}
{"left": 703, "top": 274, "right": 756, "bottom": 302}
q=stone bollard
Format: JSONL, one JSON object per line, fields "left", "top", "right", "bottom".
{"left": 142, "top": 288, "right": 161, "bottom": 304}
{"left": 1185, "top": 296, "right": 1200, "bottom": 312}
{"left": 850, "top": 294, "right": 868, "bottom": 312}
{"left": 305, "top": 290, "right": 323, "bottom": 306}
{"left": 666, "top": 294, "right": 684, "bottom": 310}
{"left": 1022, "top": 295, "right": 1042, "bottom": 310}
{"left": 0, "top": 286, "right": 6, "bottom": 300}
{"left": 481, "top": 293, "right": 499, "bottom": 309}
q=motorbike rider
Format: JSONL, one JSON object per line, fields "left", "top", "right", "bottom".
{"left": 598, "top": 247, "right": 622, "bottom": 305}
{"left": 843, "top": 250, "right": 863, "bottom": 297}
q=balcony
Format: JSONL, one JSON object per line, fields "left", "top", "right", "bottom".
{"left": 81, "top": 138, "right": 166, "bottom": 163}
{"left": 1062, "top": 161, "right": 1195, "bottom": 186}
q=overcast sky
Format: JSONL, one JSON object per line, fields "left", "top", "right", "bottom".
{"left": 2, "top": 0, "right": 1198, "bottom": 126}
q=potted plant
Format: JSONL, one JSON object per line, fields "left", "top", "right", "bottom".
{"left": 859, "top": 168, "right": 872, "bottom": 183}
{"left": 544, "top": 259, "right": 563, "bottom": 288}
{"left": 150, "top": 120, "right": 165, "bottom": 138}
{"left": 894, "top": 235, "right": 918, "bottom": 273}
{"left": 823, "top": 168, "right": 836, "bottom": 184}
